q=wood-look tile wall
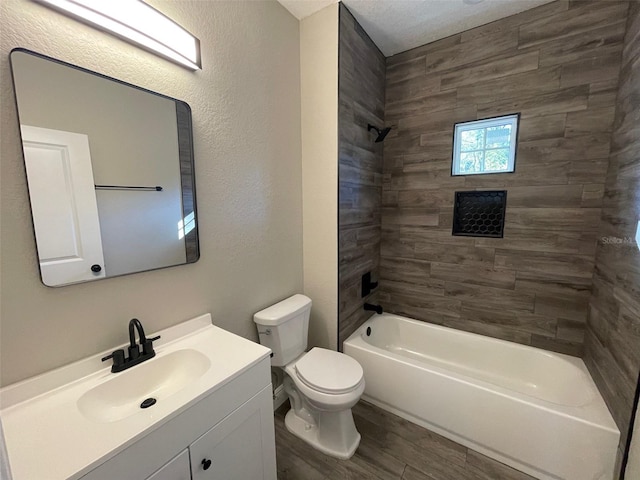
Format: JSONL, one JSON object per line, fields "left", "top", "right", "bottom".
{"left": 584, "top": 1, "right": 640, "bottom": 454}
{"left": 380, "top": 0, "right": 629, "bottom": 355}
{"left": 338, "top": 5, "right": 386, "bottom": 347}
{"left": 177, "top": 102, "right": 199, "bottom": 262}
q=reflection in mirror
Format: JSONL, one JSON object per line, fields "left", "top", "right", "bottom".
{"left": 10, "top": 49, "right": 199, "bottom": 287}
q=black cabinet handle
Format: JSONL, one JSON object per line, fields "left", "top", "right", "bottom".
{"left": 202, "top": 458, "right": 212, "bottom": 470}
{"left": 91, "top": 264, "right": 102, "bottom": 273}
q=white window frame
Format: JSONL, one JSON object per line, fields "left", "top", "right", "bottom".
{"left": 452, "top": 114, "right": 519, "bottom": 176}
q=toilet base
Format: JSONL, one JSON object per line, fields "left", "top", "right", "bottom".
{"left": 284, "top": 408, "right": 361, "bottom": 460}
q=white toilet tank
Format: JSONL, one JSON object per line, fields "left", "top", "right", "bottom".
{"left": 253, "top": 294, "right": 311, "bottom": 367}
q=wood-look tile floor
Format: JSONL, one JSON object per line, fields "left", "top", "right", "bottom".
{"left": 275, "top": 401, "right": 536, "bottom": 480}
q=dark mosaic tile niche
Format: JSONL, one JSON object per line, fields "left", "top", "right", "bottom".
{"left": 452, "top": 190, "right": 507, "bottom": 238}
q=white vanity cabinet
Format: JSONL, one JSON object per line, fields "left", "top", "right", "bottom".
{"left": 81, "top": 360, "right": 276, "bottom": 480}
{"left": 145, "top": 384, "right": 275, "bottom": 480}
{"left": 189, "top": 386, "right": 274, "bottom": 480}
{"left": 147, "top": 450, "right": 190, "bottom": 480}
{"left": 0, "top": 316, "right": 277, "bottom": 480}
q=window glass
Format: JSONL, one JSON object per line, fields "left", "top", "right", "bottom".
{"left": 452, "top": 114, "right": 519, "bottom": 176}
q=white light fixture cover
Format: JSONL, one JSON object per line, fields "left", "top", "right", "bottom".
{"left": 34, "top": 0, "right": 201, "bottom": 70}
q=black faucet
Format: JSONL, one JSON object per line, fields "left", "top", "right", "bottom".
{"left": 102, "top": 318, "right": 161, "bottom": 373}
{"left": 128, "top": 318, "right": 146, "bottom": 360}
{"left": 364, "top": 303, "right": 383, "bottom": 314}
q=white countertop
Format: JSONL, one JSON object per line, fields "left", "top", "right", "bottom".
{"left": 0, "top": 314, "right": 271, "bottom": 480}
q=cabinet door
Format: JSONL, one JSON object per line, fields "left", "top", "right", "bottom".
{"left": 190, "top": 385, "right": 276, "bottom": 480}
{"left": 146, "top": 449, "right": 191, "bottom": 480}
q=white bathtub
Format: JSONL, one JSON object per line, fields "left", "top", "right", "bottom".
{"left": 343, "top": 313, "right": 619, "bottom": 480}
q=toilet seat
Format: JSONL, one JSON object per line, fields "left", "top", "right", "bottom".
{"left": 294, "top": 347, "right": 364, "bottom": 394}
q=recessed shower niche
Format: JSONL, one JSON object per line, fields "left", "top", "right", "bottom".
{"left": 452, "top": 190, "right": 507, "bottom": 238}
{"left": 10, "top": 49, "right": 199, "bottom": 287}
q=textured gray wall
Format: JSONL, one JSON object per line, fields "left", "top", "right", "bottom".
{"left": 0, "top": 0, "right": 303, "bottom": 386}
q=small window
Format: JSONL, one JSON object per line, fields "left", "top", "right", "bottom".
{"left": 452, "top": 114, "right": 519, "bottom": 176}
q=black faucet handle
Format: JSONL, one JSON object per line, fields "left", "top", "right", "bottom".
{"left": 101, "top": 349, "right": 126, "bottom": 369}
{"left": 361, "top": 272, "right": 379, "bottom": 297}
{"left": 142, "top": 335, "right": 161, "bottom": 356}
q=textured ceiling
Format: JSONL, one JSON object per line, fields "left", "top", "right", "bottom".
{"left": 277, "top": 0, "right": 555, "bottom": 56}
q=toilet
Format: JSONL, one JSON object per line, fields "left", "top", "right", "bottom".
{"left": 253, "top": 294, "right": 365, "bottom": 459}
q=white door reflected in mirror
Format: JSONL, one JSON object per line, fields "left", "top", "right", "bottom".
{"left": 21, "top": 125, "right": 106, "bottom": 286}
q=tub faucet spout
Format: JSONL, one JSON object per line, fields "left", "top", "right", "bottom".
{"left": 364, "top": 303, "right": 383, "bottom": 314}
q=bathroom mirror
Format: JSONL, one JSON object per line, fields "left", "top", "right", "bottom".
{"left": 10, "top": 49, "right": 199, "bottom": 287}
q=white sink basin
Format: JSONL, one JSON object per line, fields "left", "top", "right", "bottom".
{"left": 77, "top": 349, "right": 211, "bottom": 422}
{"left": 0, "top": 314, "right": 272, "bottom": 480}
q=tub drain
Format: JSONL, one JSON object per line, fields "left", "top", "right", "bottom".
{"left": 140, "top": 397, "right": 157, "bottom": 409}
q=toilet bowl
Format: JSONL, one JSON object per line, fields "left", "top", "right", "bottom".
{"left": 281, "top": 348, "right": 365, "bottom": 459}
{"left": 253, "top": 295, "right": 365, "bottom": 459}
{"left": 286, "top": 347, "right": 364, "bottom": 410}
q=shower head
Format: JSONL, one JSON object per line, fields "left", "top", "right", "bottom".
{"left": 367, "top": 124, "right": 392, "bottom": 143}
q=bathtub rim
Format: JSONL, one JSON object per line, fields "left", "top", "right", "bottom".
{"left": 344, "top": 312, "right": 618, "bottom": 432}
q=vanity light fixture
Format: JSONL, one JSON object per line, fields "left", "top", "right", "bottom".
{"left": 34, "top": 0, "right": 201, "bottom": 70}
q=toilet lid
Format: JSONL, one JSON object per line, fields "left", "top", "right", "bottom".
{"left": 295, "top": 347, "right": 363, "bottom": 394}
